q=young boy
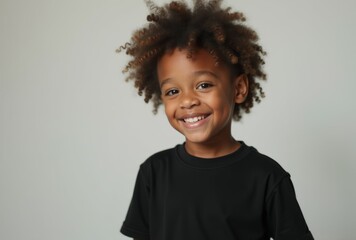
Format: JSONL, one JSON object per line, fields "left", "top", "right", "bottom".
{"left": 117, "top": 0, "right": 314, "bottom": 239}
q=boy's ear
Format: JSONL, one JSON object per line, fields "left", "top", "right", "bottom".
{"left": 234, "top": 74, "right": 249, "bottom": 104}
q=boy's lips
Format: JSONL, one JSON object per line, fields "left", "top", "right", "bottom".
{"left": 183, "top": 115, "right": 207, "bottom": 123}
{"left": 177, "top": 113, "right": 211, "bottom": 128}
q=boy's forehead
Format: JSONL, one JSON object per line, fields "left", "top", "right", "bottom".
{"left": 158, "top": 48, "right": 220, "bottom": 68}
{"left": 159, "top": 48, "right": 214, "bottom": 70}
{"left": 157, "top": 47, "right": 235, "bottom": 86}
{"left": 157, "top": 47, "right": 233, "bottom": 78}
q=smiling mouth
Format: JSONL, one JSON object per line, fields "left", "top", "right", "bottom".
{"left": 182, "top": 115, "right": 209, "bottom": 123}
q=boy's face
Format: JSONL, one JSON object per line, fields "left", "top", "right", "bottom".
{"left": 157, "top": 48, "right": 247, "bottom": 146}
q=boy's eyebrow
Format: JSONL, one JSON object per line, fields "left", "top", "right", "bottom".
{"left": 160, "top": 78, "right": 173, "bottom": 88}
{"left": 193, "top": 70, "right": 219, "bottom": 79}
{"left": 160, "top": 70, "right": 219, "bottom": 88}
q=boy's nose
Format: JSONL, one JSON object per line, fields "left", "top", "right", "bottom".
{"left": 179, "top": 92, "right": 200, "bottom": 109}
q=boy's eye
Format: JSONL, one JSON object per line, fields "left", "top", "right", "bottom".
{"left": 197, "top": 82, "right": 213, "bottom": 90}
{"left": 165, "top": 89, "right": 179, "bottom": 96}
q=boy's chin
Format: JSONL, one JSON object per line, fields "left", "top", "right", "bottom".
{"left": 174, "top": 126, "right": 215, "bottom": 145}
{"left": 183, "top": 134, "right": 211, "bottom": 145}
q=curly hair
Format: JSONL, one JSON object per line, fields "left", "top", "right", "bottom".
{"left": 117, "top": 0, "right": 267, "bottom": 121}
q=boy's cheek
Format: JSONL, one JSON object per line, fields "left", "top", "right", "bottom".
{"left": 163, "top": 104, "right": 174, "bottom": 120}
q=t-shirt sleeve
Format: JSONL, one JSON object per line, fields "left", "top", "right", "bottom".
{"left": 266, "top": 175, "right": 314, "bottom": 240}
{"left": 120, "top": 166, "right": 150, "bottom": 239}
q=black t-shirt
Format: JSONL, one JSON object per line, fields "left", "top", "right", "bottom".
{"left": 120, "top": 141, "right": 313, "bottom": 240}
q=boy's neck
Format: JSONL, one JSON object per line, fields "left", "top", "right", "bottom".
{"left": 184, "top": 136, "right": 241, "bottom": 159}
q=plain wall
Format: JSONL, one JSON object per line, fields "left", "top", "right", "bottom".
{"left": 1, "top": 0, "right": 355, "bottom": 239}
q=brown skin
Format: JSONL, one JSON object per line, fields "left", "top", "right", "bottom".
{"left": 157, "top": 48, "right": 248, "bottom": 158}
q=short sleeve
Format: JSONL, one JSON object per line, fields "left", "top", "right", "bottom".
{"left": 120, "top": 166, "right": 150, "bottom": 239}
{"left": 266, "top": 175, "right": 314, "bottom": 240}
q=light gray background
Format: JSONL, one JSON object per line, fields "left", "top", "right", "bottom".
{"left": 1, "top": 0, "right": 355, "bottom": 239}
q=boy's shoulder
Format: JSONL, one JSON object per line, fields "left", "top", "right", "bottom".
{"left": 245, "top": 145, "right": 290, "bottom": 185}
{"left": 246, "top": 145, "right": 288, "bottom": 175}
{"left": 138, "top": 145, "right": 178, "bottom": 169}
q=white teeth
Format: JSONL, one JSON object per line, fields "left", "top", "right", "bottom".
{"left": 184, "top": 115, "right": 205, "bottom": 123}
